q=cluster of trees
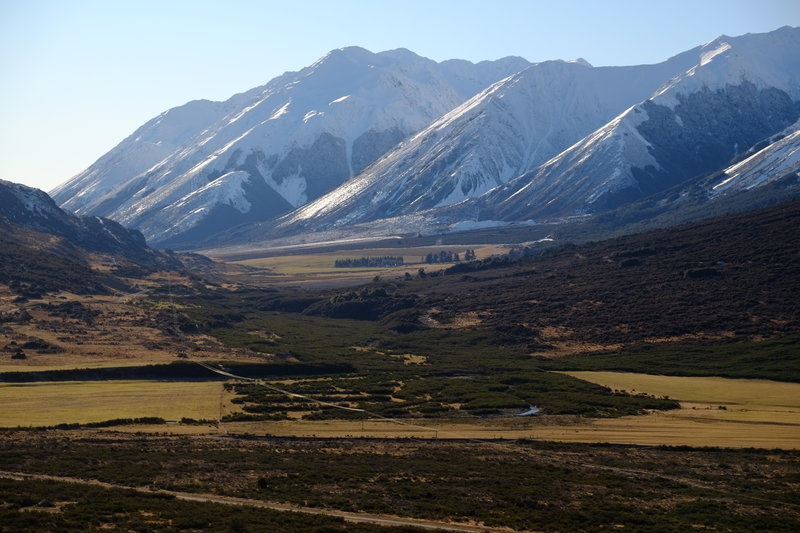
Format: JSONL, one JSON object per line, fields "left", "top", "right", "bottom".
{"left": 424, "top": 249, "right": 476, "bottom": 263}
{"left": 333, "top": 250, "right": 479, "bottom": 268}
{"left": 334, "top": 256, "right": 404, "bottom": 268}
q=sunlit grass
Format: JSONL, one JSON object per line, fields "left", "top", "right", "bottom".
{"left": 0, "top": 380, "right": 233, "bottom": 427}
{"left": 561, "top": 371, "right": 800, "bottom": 410}
{"left": 234, "top": 245, "right": 505, "bottom": 275}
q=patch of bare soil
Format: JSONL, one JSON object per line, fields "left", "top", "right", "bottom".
{"left": 420, "top": 309, "right": 484, "bottom": 329}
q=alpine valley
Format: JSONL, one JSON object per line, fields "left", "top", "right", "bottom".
{"left": 49, "top": 26, "right": 800, "bottom": 250}
{"left": 4, "top": 25, "right": 800, "bottom": 533}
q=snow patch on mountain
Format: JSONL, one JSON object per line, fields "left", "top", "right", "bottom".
{"left": 475, "top": 27, "right": 800, "bottom": 222}
{"left": 700, "top": 42, "right": 732, "bottom": 66}
{"left": 653, "top": 26, "right": 800, "bottom": 108}
{"left": 266, "top": 169, "right": 308, "bottom": 207}
{"left": 159, "top": 171, "right": 252, "bottom": 235}
{"left": 712, "top": 119, "right": 800, "bottom": 195}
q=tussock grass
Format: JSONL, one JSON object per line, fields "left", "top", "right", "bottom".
{"left": 561, "top": 371, "right": 800, "bottom": 410}
{"left": 0, "top": 381, "right": 232, "bottom": 427}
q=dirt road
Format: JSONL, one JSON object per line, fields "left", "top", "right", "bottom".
{"left": 0, "top": 470, "right": 514, "bottom": 532}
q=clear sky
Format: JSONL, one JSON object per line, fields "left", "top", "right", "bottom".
{"left": 1, "top": 0, "right": 798, "bottom": 192}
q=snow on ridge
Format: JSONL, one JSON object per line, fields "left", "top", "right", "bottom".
{"left": 176, "top": 170, "right": 252, "bottom": 213}
{"left": 269, "top": 101, "right": 291, "bottom": 120}
{"left": 303, "top": 110, "right": 324, "bottom": 123}
{"left": 652, "top": 27, "right": 800, "bottom": 108}
{"left": 712, "top": 121, "right": 800, "bottom": 195}
{"left": 700, "top": 42, "right": 732, "bottom": 66}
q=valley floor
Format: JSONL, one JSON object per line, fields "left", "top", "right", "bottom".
{"left": 3, "top": 371, "right": 799, "bottom": 449}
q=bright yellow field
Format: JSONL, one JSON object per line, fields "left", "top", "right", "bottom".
{"left": 0, "top": 381, "right": 232, "bottom": 427}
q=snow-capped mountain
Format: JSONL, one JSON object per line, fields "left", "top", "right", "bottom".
{"left": 475, "top": 27, "right": 800, "bottom": 222}
{"left": 51, "top": 27, "right": 800, "bottom": 249}
{"left": 51, "top": 47, "right": 529, "bottom": 245}
{"left": 279, "top": 47, "right": 708, "bottom": 232}
{"left": 710, "top": 118, "right": 800, "bottom": 196}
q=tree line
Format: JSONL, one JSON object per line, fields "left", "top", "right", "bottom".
{"left": 334, "top": 256, "right": 405, "bottom": 268}
{"left": 424, "top": 249, "right": 476, "bottom": 263}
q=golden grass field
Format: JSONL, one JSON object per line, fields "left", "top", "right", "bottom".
{"left": 545, "top": 372, "right": 800, "bottom": 449}
{"left": 0, "top": 381, "right": 233, "bottom": 427}
{"left": 2, "top": 366, "right": 799, "bottom": 448}
{"left": 205, "top": 372, "right": 800, "bottom": 449}
{"left": 561, "top": 371, "right": 800, "bottom": 410}
{"left": 228, "top": 245, "right": 508, "bottom": 287}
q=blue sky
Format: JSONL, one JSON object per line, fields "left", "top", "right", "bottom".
{"left": 1, "top": 0, "right": 799, "bottom": 191}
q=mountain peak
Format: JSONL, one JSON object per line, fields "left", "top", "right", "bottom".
{"left": 568, "top": 57, "right": 593, "bottom": 67}
{"left": 377, "top": 48, "right": 424, "bottom": 61}
{"left": 52, "top": 43, "right": 531, "bottom": 247}
{"left": 330, "top": 45, "right": 374, "bottom": 57}
{"left": 308, "top": 46, "right": 377, "bottom": 72}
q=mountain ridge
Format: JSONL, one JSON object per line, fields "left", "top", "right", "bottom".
{"left": 51, "top": 48, "right": 531, "bottom": 245}
{"left": 50, "top": 27, "right": 800, "bottom": 249}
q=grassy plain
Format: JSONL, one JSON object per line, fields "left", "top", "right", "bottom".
{"left": 67, "top": 371, "right": 800, "bottom": 449}
{"left": 541, "top": 371, "right": 800, "bottom": 448}
{"left": 561, "top": 371, "right": 800, "bottom": 410}
{"left": 229, "top": 245, "right": 507, "bottom": 287}
{"left": 184, "top": 372, "right": 800, "bottom": 449}
{"left": 0, "top": 381, "right": 233, "bottom": 427}
{"left": 211, "top": 413, "right": 800, "bottom": 449}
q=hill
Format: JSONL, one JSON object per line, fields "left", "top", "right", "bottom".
{"left": 0, "top": 179, "right": 182, "bottom": 297}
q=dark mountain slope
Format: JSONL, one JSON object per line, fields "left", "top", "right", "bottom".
{"left": 0, "top": 180, "right": 182, "bottom": 296}
{"left": 0, "top": 219, "right": 110, "bottom": 297}
{"left": 431, "top": 200, "right": 799, "bottom": 343}
{"left": 305, "top": 199, "right": 800, "bottom": 353}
